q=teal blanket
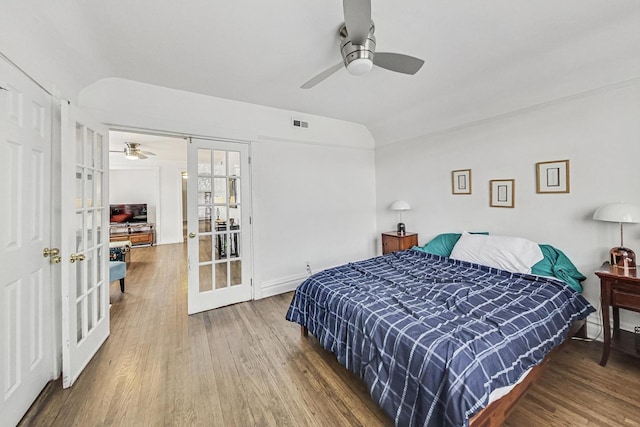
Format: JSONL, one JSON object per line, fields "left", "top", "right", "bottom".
{"left": 531, "top": 244, "right": 586, "bottom": 292}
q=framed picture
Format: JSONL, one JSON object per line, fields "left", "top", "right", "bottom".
{"left": 451, "top": 169, "right": 472, "bottom": 195}
{"left": 490, "top": 179, "right": 515, "bottom": 208}
{"left": 536, "top": 160, "right": 569, "bottom": 193}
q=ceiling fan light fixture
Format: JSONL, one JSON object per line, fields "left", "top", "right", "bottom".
{"left": 346, "top": 57, "right": 373, "bottom": 75}
{"left": 124, "top": 147, "right": 139, "bottom": 160}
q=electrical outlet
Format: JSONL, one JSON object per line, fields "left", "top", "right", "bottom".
{"left": 306, "top": 261, "right": 312, "bottom": 275}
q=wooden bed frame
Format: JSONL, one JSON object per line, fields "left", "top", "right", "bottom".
{"left": 300, "top": 318, "right": 587, "bottom": 427}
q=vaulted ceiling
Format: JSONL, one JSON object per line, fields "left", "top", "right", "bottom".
{"left": 3, "top": 1, "right": 639, "bottom": 145}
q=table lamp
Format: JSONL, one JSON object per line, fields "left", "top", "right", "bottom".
{"left": 593, "top": 201, "right": 640, "bottom": 270}
{"left": 390, "top": 200, "right": 411, "bottom": 235}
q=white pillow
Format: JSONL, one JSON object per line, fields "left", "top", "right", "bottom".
{"left": 449, "top": 232, "right": 543, "bottom": 274}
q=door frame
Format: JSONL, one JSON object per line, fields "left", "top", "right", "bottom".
{"left": 107, "top": 127, "right": 256, "bottom": 304}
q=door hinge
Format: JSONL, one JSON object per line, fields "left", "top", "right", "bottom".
{"left": 249, "top": 216, "right": 252, "bottom": 224}
{"left": 248, "top": 156, "right": 251, "bottom": 164}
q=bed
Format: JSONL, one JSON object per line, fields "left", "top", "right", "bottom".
{"left": 286, "top": 233, "right": 595, "bottom": 427}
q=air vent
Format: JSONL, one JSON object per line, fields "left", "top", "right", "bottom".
{"left": 292, "top": 118, "right": 309, "bottom": 129}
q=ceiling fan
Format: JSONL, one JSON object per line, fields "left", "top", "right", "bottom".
{"left": 301, "top": 0, "right": 425, "bottom": 89}
{"left": 109, "top": 142, "right": 156, "bottom": 160}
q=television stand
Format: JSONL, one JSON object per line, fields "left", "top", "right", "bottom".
{"left": 109, "top": 222, "right": 155, "bottom": 247}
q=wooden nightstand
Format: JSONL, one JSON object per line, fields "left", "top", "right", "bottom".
{"left": 381, "top": 232, "right": 418, "bottom": 255}
{"left": 595, "top": 263, "right": 640, "bottom": 366}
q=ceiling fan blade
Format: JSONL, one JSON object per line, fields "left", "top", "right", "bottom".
{"left": 373, "top": 52, "right": 425, "bottom": 75}
{"left": 301, "top": 62, "right": 343, "bottom": 89}
{"left": 136, "top": 153, "right": 148, "bottom": 160}
{"left": 139, "top": 150, "right": 156, "bottom": 156}
{"left": 109, "top": 150, "right": 123, "bottom": 153}
{"left": 343, "top": 0, "right": 371, "bottom": 45}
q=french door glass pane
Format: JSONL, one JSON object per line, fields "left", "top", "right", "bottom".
{"left": 213, "top": 178, "right": 226, "bottom": 203}
{"left": 229, "top": 232, "right": 240, "bottom": 259}
{"left": 75, "top": 124, "right": 83, "bottom": 163}
{"left": 76, "top": 212, "right": 84, "bottom": 251}
{"left": 85, "top": 128, "right": 94, "bottom": 167}
{"left": 97, "top": 284, "right": 103, "bottom": 321}
{"left": 198, "top": 213, "right": 212, "bottom": 232}
{"left": 85, "top": 170, "right": 93, "bottom": 208}
{"left": 231, "top": 260, "right": 242, "bottom": 286}
{"left": 75, "top": 168, "right": 83, "bottom": 209}
{"left": 76, "top": 302, "right": 83, "bottom": 342}
{"left": 213, "top": 150, "right": 225, "bottom": 175}
{"left": 229, "top": 178, "right": 239, "bottom": 205}
{"left": 95, "top": 171, "right": 102, "bottom": 207}
{"left": 75, "top": 261, "right": 83, "bottom": 297}
{"left": 199, "top": 264, "right": 212, "bottom": 292}
{"left": 96, "top": 246, "right": 103, "bottom": 281}
{"left": 199, "top": 235, "right": 212, "bottom": 263}
{"left": 229, "top": 206, "right": 241, "bottom": 230}
{"left": 87, "top": 290, "right": 95, "bottom": 331}
{"left": 215, "top": 263, "right": 227, "bottom": 289}
{"left": 86, "top": 250, "right": 94, "bottom": 291}
{"left": 96, "top": 133, "right": 103, "bottom": 169}
{"left": 96, "top": 210, "right": 103, "bottom": 243}
{"left": 86, "top": 210, "right": 94, "bottom": 247}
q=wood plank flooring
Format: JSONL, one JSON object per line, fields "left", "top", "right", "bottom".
{"left": 20, "top": 244, "right": 640, "bottom": 426}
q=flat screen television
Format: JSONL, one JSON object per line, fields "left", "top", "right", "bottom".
{"left": 110, "top": 203, "right": 148, "bottom": 224}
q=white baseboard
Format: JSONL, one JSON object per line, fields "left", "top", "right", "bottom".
{"left": 585, "top": 317, "right": 603, "bottom": 341}
{"left": 259, "top": 273, "right": 309, "bottom": 299}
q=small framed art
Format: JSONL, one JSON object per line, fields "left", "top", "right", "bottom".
{"left": 536, "top": 159, "right": 569, "bottom": 193}
{"left": 490, "top": 179, "right": 515, "bottom": 208}
{"left": 451, "top": 169, "right": 472, "bottom": 195}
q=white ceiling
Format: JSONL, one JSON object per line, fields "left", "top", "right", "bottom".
{"left": 4, "top": 1, "right": 640, "bottom": 146}
{"left": 109, "top": 132, "right": 186, "bottom": 161}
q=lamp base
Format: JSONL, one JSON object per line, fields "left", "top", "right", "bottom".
{"left": 610, "top": 246, "right": 636, "bottom": 270}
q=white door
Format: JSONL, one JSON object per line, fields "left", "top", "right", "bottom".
{"left": 60, "top": 102, "right": 110, "bottom": 388}
{"left": 187, "top": 138, "right": 252, "bottom": 314}
{"left": 0, "top": 61, "right": 54, "bottom": 425}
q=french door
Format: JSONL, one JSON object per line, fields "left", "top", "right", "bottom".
{"left": 187, "top": 138, "right": 252, "bottom": 314}
{"left": 0, "top": 58, "right": 54, "bottom": 426}
{"left": 60, "top": 103, "right": 110, "bottom": 387}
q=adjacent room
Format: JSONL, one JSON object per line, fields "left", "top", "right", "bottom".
{"left": 1, "top": 1, "right": 640, "bottom": 426}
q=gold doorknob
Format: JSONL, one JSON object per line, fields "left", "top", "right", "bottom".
{"left": 43, "top": 247, "right": 60, "bottom": 257}
{"left": 69, "top": 253, "right": 86, "bottom": 263}
{"left": 189, "top": 232, "right": 196, "bottom": 238}
{"left": 51, "top": 256, "right": 62, "bottom": 264}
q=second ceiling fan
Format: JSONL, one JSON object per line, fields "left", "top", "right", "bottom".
{"left": 109, "top": 142, "right": 156, "bottom": 160}
{"left": 301, "top": 0, "right": 425, "bottom": 89}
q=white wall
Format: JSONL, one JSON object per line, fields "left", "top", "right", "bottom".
{"left": 375, "top": 80, "right": 640, "bottom": 335}
{"left": 80, "top": 78, "right": 377, "bottom": 297}
{"left": 253, "top": 137, "right": 377, "bottom": 297}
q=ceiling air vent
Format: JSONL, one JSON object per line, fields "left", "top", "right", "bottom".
{"left": 292, "top": 118, "right": 309, "bottom": 129}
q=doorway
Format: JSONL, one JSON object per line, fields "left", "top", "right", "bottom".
{"left": 108, "top": 131, "right": 253, "bottom": 314}
{"left": 108, "top": 131, "right": 187, "bottom": 247}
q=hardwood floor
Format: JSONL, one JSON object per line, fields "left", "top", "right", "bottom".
{"left": 20, "top": 244, "right": 640, "bottom": 426}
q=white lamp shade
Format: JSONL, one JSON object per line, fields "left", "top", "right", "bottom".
{"left": 390, "top": 200, "right": 411, "bottom": 211}
{"left": 593, "top": 202, "right": 640, "bottom": 223}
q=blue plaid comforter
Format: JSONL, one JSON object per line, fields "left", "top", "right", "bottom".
{"left": 286, "top": 250, "right": 595, "bottom": 427}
